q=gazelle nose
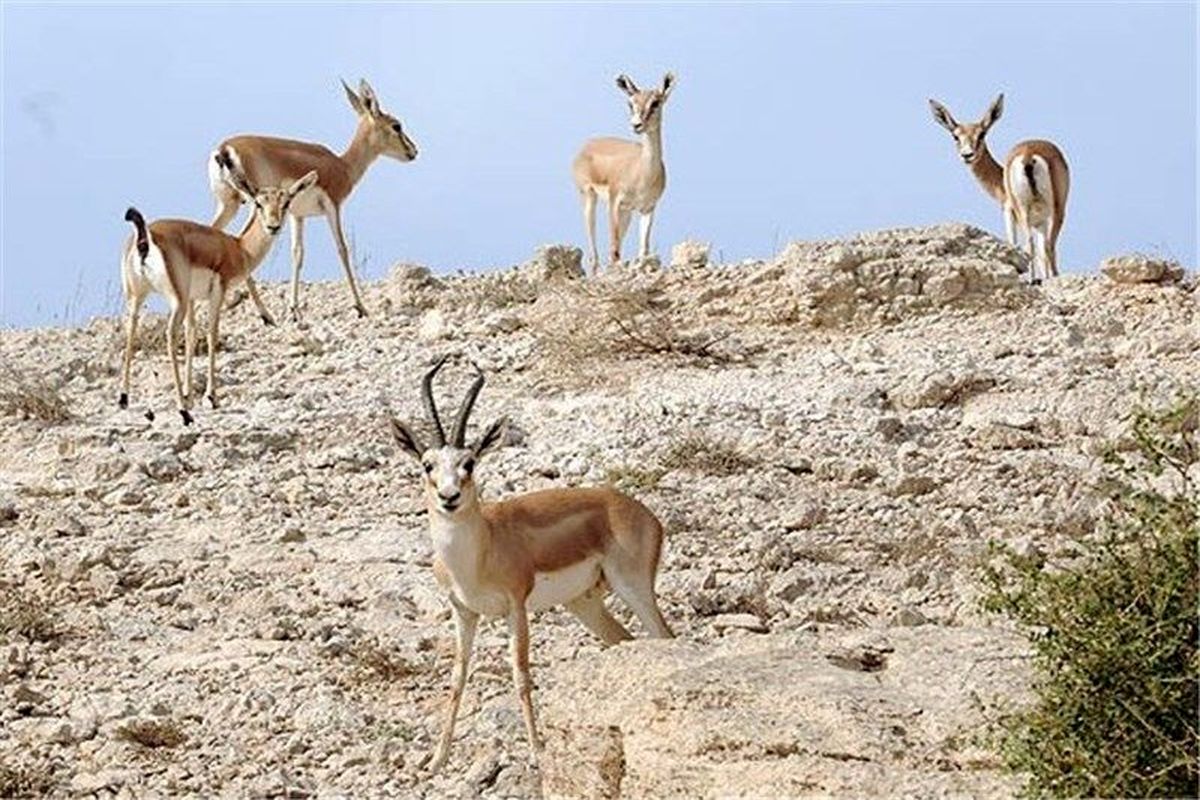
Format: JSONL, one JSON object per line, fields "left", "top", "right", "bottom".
{"left": 439, "top": 490, "right": 461, "bottom": 504}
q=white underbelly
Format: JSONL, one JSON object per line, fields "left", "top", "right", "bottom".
{"left": 526, "top": 556, "right": 602, "bottom": 612}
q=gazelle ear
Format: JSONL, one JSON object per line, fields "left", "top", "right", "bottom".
{"left": 615, "top": 74, "right": 639, "bottom": 96}
{"left": 390, "top": 418, "right": 424, "bottom": 461}
{"left": 472, "top": 417, "right": 506, "bottom": 458}
{"left": 661, "top": 72, "right": 676, "bottom": 98}
{"left": 929, "top": 98, "right": 956, "bottom": 132}
{"left": 983, "top": 93, "right": 1004, "bottom": 129}
{"left": 342, "top": 79, "right": 365, "bottom": 115}
{"left": 358, "top": 79, "right": 381, "bottom": 115}
{"left": 288, "top": 170, "right": 319, "bottom": 197}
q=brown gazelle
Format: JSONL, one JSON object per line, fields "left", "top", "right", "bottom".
{"left": 390, "top": 358, "right": 673, "bottom": 770}
{"left": 208, "top": 79, "right": 418, "bottom": 321}
{"left": 120, "top": 160, "right": 318, "bottom": 424}
{"left": 929, "top": 94, "right": 1070, "bottom": 284}
{"left": 572, "top": 72, "right": 676, "bottom": 273}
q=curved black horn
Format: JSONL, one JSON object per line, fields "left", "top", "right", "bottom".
{"left": 421, "top": 355, "right": 449, "bottom": 446}
{"left": 451, "top": 365, "right": 485, "bottom": 447}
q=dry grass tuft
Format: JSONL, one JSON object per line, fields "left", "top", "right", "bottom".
{"left": 532, "top": 280, "right": 741, "bottom": 389}
{"left": 0, "top": 580, "right": 60, "bottom": 642}
{"left": 115, "top": 719, "right": 188, "bottom": 750}
{"left": 0, "top": 761, "right": 57, "bottom": 798}
{"left": 342, "top": 639, "right": 416, "bottom": 685}
{"left": 0, "top": 365, "right": 71, "bottom": 423}
{"left": 661, "top": 434, "right": 757, "bottom": 477}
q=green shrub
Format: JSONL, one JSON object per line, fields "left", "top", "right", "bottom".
{"left": 982, "top": 397, "right": 1199, "bottom": 798}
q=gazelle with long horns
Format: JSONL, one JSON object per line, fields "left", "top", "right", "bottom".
{"left": 120, "top": 160, "right": 318, "bottom": 424}
{"left": 572, "top": 72, "right": 676, "bottom": 273}
{"left": 929, "top": 94, "right": 1070, "bottom": 285}
{"left": 389, "top": 358, "right": 674, "bottom": 770}
{"left": 208, "top": 79, "right": 418, "bottom": 321}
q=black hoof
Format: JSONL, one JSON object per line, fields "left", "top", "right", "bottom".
{"left": 206, "top": 395, "right": 217, "bottom": 410}
{"left": 355, "top": 304, "right": 368, "bottom": 319}
{"left": 1031, "top": 278, "right": 1043, "bottom": 287}
{"left": 144, "top": 410, "right": 156, "bottom": 422}
{"left": 118, "top": 392, "right": 129, "bottom": 409}
{"left": 181, "top": 409, "right": 194, "bottom": 426}
{"left": 261, "top": 315, "right": 276, "bottom": 327}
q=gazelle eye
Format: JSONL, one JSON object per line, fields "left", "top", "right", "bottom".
{"left": 462, "top": 458, "right": 475, "bottom": 474}
{"left": 392, "top": 123, "right": 402, "bottom": 134}
{"left": 422, "top": 462, "right": 433, "bottom": 474}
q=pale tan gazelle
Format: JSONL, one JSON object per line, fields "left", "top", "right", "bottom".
{"left": 208, "top": 79, "right": 418, "bottom": 321}
{"left": 929, "top": 94, "right": 1070, "bottom": 284}
{"left": 120, "top": 159, "right": 318, "bottom": 424}
{"left": 572, "top": 72, "right": 676, "bottom": 273}
{"left": 389, "top": 358, "right": 674, "bottom": 770}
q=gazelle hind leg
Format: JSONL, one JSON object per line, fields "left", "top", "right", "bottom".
{"left": 183, "top": 301, "right": 196, "bottom": 402}
{"left": 204, "top": 284, "right": 222, "bottom": 408}
{"left": 325, "top": 203, "right": 368, "bottom": 318}
{"left": 428, "top": 598, "right": 478, "bottom": 772}
{"left": 565, "top": 583, "right": 633, "bottom": 645}
{"left": 210, "top": 191, "right": 241, "bottom": 230}
{"left": 119, "top": 290, "right": 146, "bottom": 409}
{"left": 602, "top": 551, "right": 673, "bottom": 639}
{"left": 164, "top": 303, "right": 192, "bottom": 425}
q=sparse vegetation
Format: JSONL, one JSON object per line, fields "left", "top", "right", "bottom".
{"left": 982, "top": 397, "right": 1199, "bottom": 798}
{"left": 533, "top": 280, "right": 742, "bottom": 388}
{"left": 116, "top": 719, "right": 189, "bottom": 750}
{"left": 604, "top": 464, "right": 666, "bottom": 492}
{"left": 0, "top": 365, "right": 71, "bottom": 423}
{"left": 0, "top": 579, "right": 60, "bottom": 642}
{"left": 0, "top": 761, "right": 56, "bottom": 798}
{"left": 342, "top": 638, "right": 416, "bottom": 685}
{"left": 661, "top": 433, "right": 757, "bottom": 477}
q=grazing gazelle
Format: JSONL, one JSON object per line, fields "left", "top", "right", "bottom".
{"left": 209, "top": 79, "right": 418, "bottom": 321}
{"left": 120, "top": 161, "right": 318, "bottom": 424}
{"left": 389, "top": 358, "right": 673, "bottom": 770}
{"left": 572, "top": 72, "right": 676, "bottom": 273}
{"left": 929, "top": 94, "right": 1070, "bottom": 285}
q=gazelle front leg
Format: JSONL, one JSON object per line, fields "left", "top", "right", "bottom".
{"left": 637, "top": 209, "right": 655, "bottom": 260}
{"left": 581, "top": 190, "right": 600, "bottom": 274}
{"left": 288, "top": 216, "right": 305, "bottom": 323}
{"left": 428, "top": 597, "right": 479, "bottom": 772}
{"left": 506, "top": 601, "right": 542, "bottom": 759}
{"left": 243, "top": 276, "right": 276, "bottom": 326}
{"left": 324, "top": 202, "right": 368, "bottom": 318}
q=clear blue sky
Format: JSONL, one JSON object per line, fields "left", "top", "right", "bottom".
{"left": 2, "top": 2, "right": 1196, "bottom": 328}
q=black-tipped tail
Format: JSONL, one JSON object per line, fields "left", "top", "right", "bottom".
{"left": 124, "top": 207, "right": 149, "bottom": 261}
{"left": 1023, "top": 160, "right": 1039, "bottom": 200}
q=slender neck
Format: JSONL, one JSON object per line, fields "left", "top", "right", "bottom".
{"left": 341, "top": 119, "right": 380, "bottom": 189}
{"left": 970, "top": 142, "right": 1007, "bottom": 204}
{"left": 640, "top": 126, "right": 664, "bottom": 171}
{"left": 236, "top": 215, "right": 276, "bottom": 273}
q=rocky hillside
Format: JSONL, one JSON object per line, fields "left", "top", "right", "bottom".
{"left": 1, "top": 225, "right": 1195, "bottom": 798}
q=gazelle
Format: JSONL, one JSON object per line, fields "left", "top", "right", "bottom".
{"left": 572, "top": 72, "right": 676, "bottom": 273}
{"left": 208, "top": 79, "right": 418, "bottom": 321}
{"left": 929, "top": 94, "right": 1070, "bottom": 285}
{"left": 120, "top": 161, "right": 318, "bottom": 424}
{"left": 389, "top": 358, "right": 674, "bottom": 770}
